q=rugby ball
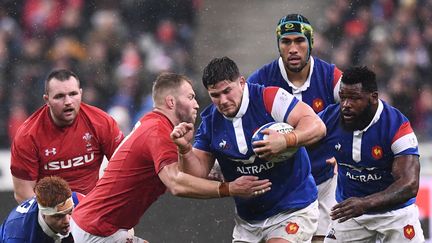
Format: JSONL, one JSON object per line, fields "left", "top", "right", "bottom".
{"left": 251, "top": 122, "right": 298, "bottom": 162}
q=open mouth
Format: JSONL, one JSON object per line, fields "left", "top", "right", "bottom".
{"left": 342, "top": 112, "right": 355, "bottom": 121}
{"left": 63, "top": 108, "right": 74, "bottom": 114}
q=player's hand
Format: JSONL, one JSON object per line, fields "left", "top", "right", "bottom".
{"left": 330, "top": 197, "right": 368, "bottom": 222}
{"left": 170, "top": 122, "right": 194, "bottom": 149}
{"left": 252, "top": 129, "right": 286, "bottom": 160}
{"left": 229, "top": 176, "right": 272, "bottom": 198}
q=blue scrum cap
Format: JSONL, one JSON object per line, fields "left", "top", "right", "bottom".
{"left": 276, "top": 14, "right": 314, "bottom": 57}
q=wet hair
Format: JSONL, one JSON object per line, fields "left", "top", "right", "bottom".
{"left": 202, "top": 56, "right": 240, "bottom": 89}
{"left": 276, "top": 14, "right": 313, "bottom": 57}
{"left": 152, "top": 72, "right": 192, "bottom": 104}
{"left": 341, "top": 66, "right": 378, "bottom": 93}
{"left": 34, "top": 176, "right": 72, "bottom": 208}
{"left": 45, "top": 69, "right": 80, "bottom": 94}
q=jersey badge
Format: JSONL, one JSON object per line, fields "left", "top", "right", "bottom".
{"left": 371, "top": 145, "right": 383, "bottom": 160}
{"left": 285, "top": 222, "right": 299, "bottom": 234}
{"left": 83, "top": 132, "right": 93, "bottom": 150}
{"left": 312, "top": 98, "right": 324, "bottom": 113}
{"left": 403, "top": 224, "right": 415, "bottom": 240}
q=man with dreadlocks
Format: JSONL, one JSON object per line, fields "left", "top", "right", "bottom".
{"left": 247, "top": 14, "right": 342, "bottom": 242}
{"left": 0, "top": 176, "right": 84, "bottom": 242}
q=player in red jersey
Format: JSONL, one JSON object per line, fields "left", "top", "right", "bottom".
{"left": 70, "top": 72, "right": 272, "bottom": 242}
{"left": 11, "top": 69, "right": 124, "bottom": 203}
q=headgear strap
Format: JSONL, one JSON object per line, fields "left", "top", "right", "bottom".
{"left": 38, "top": 197, "right": 74, "bottom": 216}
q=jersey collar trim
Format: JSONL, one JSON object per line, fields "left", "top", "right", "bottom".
{"left": 354, "top": 99, "right": 383, "bottom": 134}
{"left": 278, "top": 56, "right": 314, "bottom": 94}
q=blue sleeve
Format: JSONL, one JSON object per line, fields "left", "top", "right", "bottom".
{"left": 193, "top": 121, "right": 212, "bottom": 153}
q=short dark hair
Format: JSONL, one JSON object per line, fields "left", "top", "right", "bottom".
{"left": 341, "top": 66, "right": 378, "bottom": 93}
{"left": 45, "top": 69, "right": 80, "bottom": 94}
{"left": 152, "top": 72, "right": 192, "bottom": 103}
{"left": 202, "top": 56, "right": 240, "bottom": 89}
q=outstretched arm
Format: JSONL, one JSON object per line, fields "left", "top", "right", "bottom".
{"left": 330, "top": 155, "right": 420, "bottom": 222}
{"left": 158, "top": 162, "right": 272, "bottom": 199}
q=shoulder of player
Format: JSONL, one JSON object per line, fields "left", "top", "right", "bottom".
{"left": 319, "top": 103, "right": 340, "bottom": 121}
{"left": 79, "top": 103, "right": 115, "bottom": 123}
{"left": 13, "top": 105, "right": 50, "bottom": 139}
{"left": 248, "top": 59, "right": 279, "bottom": 83}
{"left": 311, "top": 57, "right": 340, "bottom": 80}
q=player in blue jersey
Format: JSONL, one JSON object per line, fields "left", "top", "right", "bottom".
{"left": 0, "top": 176, "right": 84, "bottom": 243}
{"left": 317, "top": 66, "right": 425, "bottom": 242}
{"left": 171, "top": 56, "right": 326, "bottom": 242}
{"left": 247, "top": 13, "right": 343, "bottom": 242}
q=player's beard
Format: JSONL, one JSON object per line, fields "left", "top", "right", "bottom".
{"left": 340, "top": 100, "right": 374, "bottom": 131}
{"left": 175, "top": 102, "right": 196, "bottom": 124}
{"left": 284, "top": 56, "right": 308, "bottom": 73}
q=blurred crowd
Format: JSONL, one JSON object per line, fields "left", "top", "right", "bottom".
{"left": 0, "top": 0, "right": 431, "bottom": 149}
{"left": 314, "top": 0, "right": 432, "bottom": 141}
{"left": 0, "top": 0, "right": 201, "bottom": 147}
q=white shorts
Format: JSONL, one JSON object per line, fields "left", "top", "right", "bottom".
{"left": 70, "top": 219, "right": 145, "bottom": 243}
{"left": 233, "top": 200, "right": 319, "bottom": 243}
{"left": 324, "top": 204, "right": 425, "bottom": 243}
{"left": 316, "top": 175, "right": 337, "bottom": 236}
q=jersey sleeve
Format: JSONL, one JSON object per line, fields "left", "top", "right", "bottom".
{"left": 262, "top": 86, "right": 299, "bottom": 122}
{"left": 332, "top": 66, "right": 343, "bottom": 102}
{"left": 391, "top": 120, "right": 419, "bottom": 156}
{"left": 148, "top": 124, "right": 178, "bottom": 173}
{"left": 10, "top": 136, "right": 39, "bottom": 181}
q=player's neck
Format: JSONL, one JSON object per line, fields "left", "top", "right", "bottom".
{"left": 153, "top": 107, "right": 178, "bottom": 126}
{"left": 287, "top": 62, "right": 310, "bottom": 87}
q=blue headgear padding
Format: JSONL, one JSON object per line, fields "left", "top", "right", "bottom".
{"left": 276, "top": 14, "right": 314, "bottom": 58}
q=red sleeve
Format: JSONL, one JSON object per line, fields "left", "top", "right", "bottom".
{"left": 10, "top": 135, "right": 39, "bottom": 181}
{"left": 263, "top": 87, "right": 279, "bottom": 114}
{"left": 392, "top": 121, "right": 414, "bottom": 143}
{"left": 333, "top": 67, "right": 343, "bottom": 89}
{"left": 148, "top": 122, "right": 178, "bottom": 173}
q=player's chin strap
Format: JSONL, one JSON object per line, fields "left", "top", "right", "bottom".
{"left": 38, "top": 197, "right": 74, "bottom": 216}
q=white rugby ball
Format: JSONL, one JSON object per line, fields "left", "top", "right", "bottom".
{"left": 251, "top": 122, "right": 298, "bottom": 162}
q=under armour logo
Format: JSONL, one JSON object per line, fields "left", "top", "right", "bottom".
{"left": 45, "top": 148, "right": 57, "bottom": 156}
{"left": 335, "top": 143, "right": 341, "bottom": 151}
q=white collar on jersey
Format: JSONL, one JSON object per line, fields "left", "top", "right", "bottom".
{"left": 354, "top": 99, "right": 384, "bottom": 134}
{"left": 223, "top": 83, "right": 250, "bottom": 121}
{"left": 38, "top": 210, "right": 70, "bottom": 243}
{"left": 278, "top": 56, "right": 314, "bottom": 94}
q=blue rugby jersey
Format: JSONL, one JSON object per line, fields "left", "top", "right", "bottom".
{"left": 248, "top": 56, "right": 342, "bottom": 185}
{"left": 0, "top": 192, "right": 81, "bottom": 242}
{"left": 194, "top": 83, "right": 317, "bottom": 221}
{"left": 318, "top": 100, "right": 419, "bottom": 211}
